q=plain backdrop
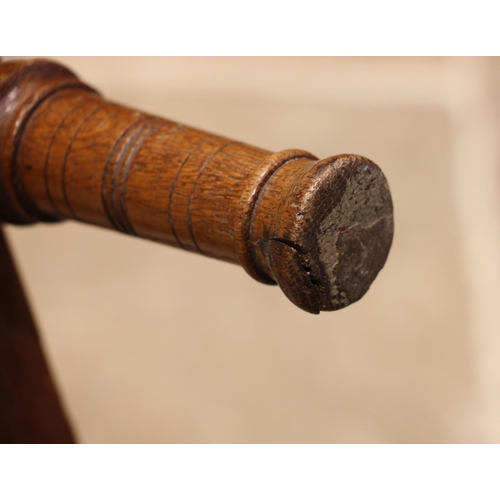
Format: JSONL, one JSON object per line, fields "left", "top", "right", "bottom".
{"left": 4, "top": 57, "right": 500, "bottom": 443}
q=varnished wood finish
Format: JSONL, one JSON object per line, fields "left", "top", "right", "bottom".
{"left": 0, "top": 228, "right": 75, "bottom": 443}
{"left": 0, "top": 59, "right": 394, "bottom": 313}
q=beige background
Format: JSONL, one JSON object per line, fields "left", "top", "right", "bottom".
{"left": 4, "top": 57, "right": 500, "bottom": 443}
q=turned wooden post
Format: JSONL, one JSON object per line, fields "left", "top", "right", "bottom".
{"left": 0, "top": 59, "right": 394, "bottom": 314}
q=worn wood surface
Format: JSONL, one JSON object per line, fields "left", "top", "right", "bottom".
{"left": 0, "top": 227, "right": 75, "bottom": 443}
{"left": 0, "top": 59, "right": 394, "bottom": 313}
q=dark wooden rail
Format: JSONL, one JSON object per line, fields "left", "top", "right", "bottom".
{"left": 0, "top": 228, "right": 75, "bottom": 443}
{"left": 0, "top": 59, "right": 394, "bottom": 314}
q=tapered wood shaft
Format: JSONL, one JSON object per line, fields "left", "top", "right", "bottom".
{"left": 0, "top": 59, "right": 394, "bottom": 313}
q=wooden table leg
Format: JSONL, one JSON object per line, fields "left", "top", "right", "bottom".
{"left": 0, "top": 227, "right": 75, "bottom": 443}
